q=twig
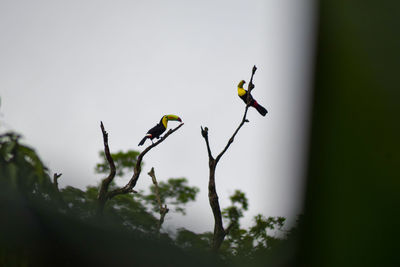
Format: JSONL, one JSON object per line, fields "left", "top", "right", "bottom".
{"left": 128, "top": 189, "right": 138, "bottom": 194}
{"left": 247, "top": 65, "right": 257, "bottom": 99}
{"left": 201, "top": 126, "right": 214, "bottom": 160}
{"left": 148, "top": 167, "right": 169, "bottom": 232}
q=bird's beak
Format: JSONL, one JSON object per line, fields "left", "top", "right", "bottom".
{"left": 166, "top": 115, "right": 182, "bottom": 122}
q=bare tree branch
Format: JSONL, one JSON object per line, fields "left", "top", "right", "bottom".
{"left": 215, "top": 65, "right": 257, "bottom": 164}
{"left": 200, "top": 66, "right": 258, "bottom": 251}
{"left": 247, "top": 65, "right": 257, "bottom": 97}
{"left": 148, "top": 167, "right": 169, "bottom": 232}
{"left": 100, "top": 121, "right": 117, "bottom": 186}
{"left": 97, "top": 121, "right": 117, "bottom": 213}
{"left": 96, "top": 122, "right": 184, "bottom": 213}
{"left": 201, "top": 126, "right": 214, "bottom": 160}
{"left": 107, "top": 122, "right": 184, "bottom": 199}
{"left": 215, "top": 110, "right": 249, "bottom": 164}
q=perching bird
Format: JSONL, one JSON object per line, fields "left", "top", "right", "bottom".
{"left": 237, "top": 80, "right": 268, "bottom": 116}
{"left": 138, "top": 114, "right": 182, "bottom": 146}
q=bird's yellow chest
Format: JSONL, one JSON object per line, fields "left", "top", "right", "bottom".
{"left": 238, "top": 87, "right": 246, "bottom": 97}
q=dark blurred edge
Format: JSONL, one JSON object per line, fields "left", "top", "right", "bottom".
{"left": 297, "top": 1, "right": 400, "bottom": 266}
{"left": 0, "top": 191, "right": 225, "bottom": 267}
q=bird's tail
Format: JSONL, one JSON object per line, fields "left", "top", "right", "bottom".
{"left": 253, "top": 101, "right": 268, "bottom": 116}
{"left": 138, "top": 136, "right": 148, "bottom": 146}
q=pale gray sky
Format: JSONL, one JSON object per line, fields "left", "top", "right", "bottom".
{"left": 0, "top": 0, "right": 315, "bottom": 233}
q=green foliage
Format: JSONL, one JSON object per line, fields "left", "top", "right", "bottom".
{"left": 105, "top": 192, "right": 159, "bottom": 232}
{"left": 0, "top": 132, "right": 55, "bottom": 200}
{"left": 95, "top": 150, "right": 140, "bottom": 177}
{"left": 95, "top": 149, "right": 200, "bottom": 217}
{"left": 222, "top": 189, "right": 249, "bottom": 230}
{"left": 95, "top": 149, "right": 199, "bottom": 216}
{"left": 249, "top": 215, "right": 285, "bottom": 249}
{"left": 229, "top": 189, "right": 249, "bottom": 210}
{"left": 173, "top": 189, "right": 292, "bottom": 263}
{"left": 220, "top": 213, "right": 288, "bottom": 261}
{"left": 175, "top": 228, "right": 212, "bottom": 250}
{"left": 214, "top": 190, "right": 289, "bottom": 261}
{"left": 145, "top": 178, "right": 200, "bottom": 214}
{"left": 60, "top": 186, "right": 98, "bottom": 218}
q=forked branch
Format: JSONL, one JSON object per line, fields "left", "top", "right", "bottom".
{"left": 107, "top": 123, "right": 184, "bottom": 199}
{"left": 200, "top": 65, "right": 258, "bottom": 251}
{"left": 97, "top": 121, "right": 184, "bottom": 213}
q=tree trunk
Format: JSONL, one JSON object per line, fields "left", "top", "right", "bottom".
{"left": 208, "top": 160, "right": 226, "bottom": 251}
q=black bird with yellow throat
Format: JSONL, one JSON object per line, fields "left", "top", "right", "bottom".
{"left": 138, "top": 114, "right": 182, "bottom": 146}
{"left": 237, "top": 80, "right": 268, "bottom": 116}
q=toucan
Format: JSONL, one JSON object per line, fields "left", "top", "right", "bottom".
{"left": 138, "top": 114, "right": 182, "bottom": 146}
{"left": 237, "top": 80, "right": 268, "bottom": 116}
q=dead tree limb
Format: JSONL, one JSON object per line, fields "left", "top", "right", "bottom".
{"left": 107, "top": 123, "right": 184, "bottom": 199}
{"left": 148, "top": 167, "right": 169, "bottom": 232}
{"left": 53, "top": 173, "right": 62, "bottom": 193}
{"left": 53, "top": 172, "right": 65, "bottom": 206}
{"left": 100, "top": 121, "right": 116, "bottom": 187}
{"left": 200, "top": 65, "right": 257, "bottom": 251}
{"left": 97, "top": 121, "right": 184, "bottom": 214}
{"left": 97, "top": 121, "right": 117, "bottom": 213}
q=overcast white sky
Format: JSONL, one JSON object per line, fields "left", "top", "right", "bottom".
{"left": 0, "top": 0, "right": 315, "bottom": 233}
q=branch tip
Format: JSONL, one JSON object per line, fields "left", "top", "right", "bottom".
{"left": 201, "top": 126, "right": 209, "bottom": 138}
{"left": 252, "top": 65, "right": 257, "bottom": 74}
